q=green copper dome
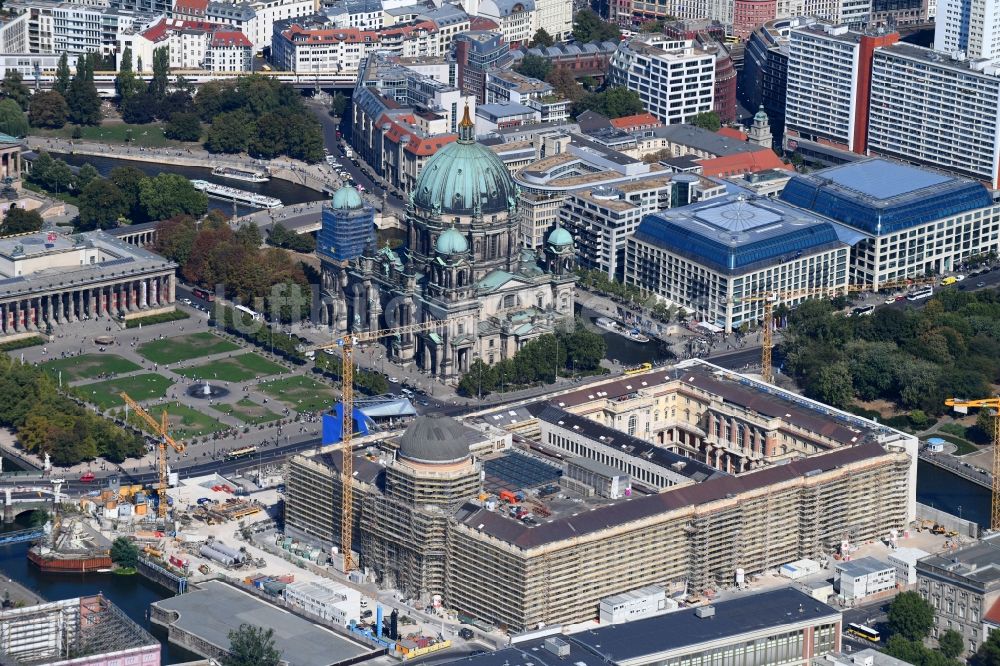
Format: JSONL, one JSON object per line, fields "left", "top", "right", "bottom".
{"left": 436, "top": 226, "right": 469, "bottom": 255}
{"left": 332, "top": 186, "right": 364, "bottom": 210}
{"left": 547, "top": 223, "right": 573, "bottom": 247}
{"left": 412, "top": 106, "right": 517, "bottom": 216}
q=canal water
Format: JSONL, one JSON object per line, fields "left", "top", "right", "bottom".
{"left": 53, "top": 153, "right": 324, "bottom": 217}
{"left": 579, "top": 305, "right": 675, "bottom": 366}
{"left": 917, "top": 458, "right": 991, "bottom": 527}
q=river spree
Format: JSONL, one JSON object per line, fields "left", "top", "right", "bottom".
{"left": 54, "top": 153, "right": 324, "bottom": 217}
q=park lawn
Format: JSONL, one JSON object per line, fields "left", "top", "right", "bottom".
{"left": 173, "top": 352, "right": 287, "bottom": 382}
{"left": 77, "top": 373, "right": 173, "bottom": 410}
{"left": 137, "top": 332, "right": 240, "bottom": 365}
{"left": 213, "top": 398, "right": 281, "bottom": 425}
{"left": 934, "top": 433, "right": 978, "bottom": 456}
{"left": 259, "top": 376, "right": 337, "bottom": 413}
{"left": 39, "top": 354, "right": 141, "bottom": 383}
{"left": 128, "top": 401, "right": 227, "bottom": 438}
{"left": 29, "top": 122, "right": 184, "bottom": 148}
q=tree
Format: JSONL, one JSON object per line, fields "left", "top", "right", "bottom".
{"left": 109, "top": 166, "right": 148, "bottom": 222}
{"left": 164, "top": 112, "right": 202, "bottom": 141}
{"left": 121, "top": 90, "right": 158, "bottom": 124}
{"left": 888, "top": 591, "right": 935, "bottom": 642}
{"left": 807, "top": 361, "right": 853, "bottom": 408}
{"left": 330, "top": 92, "right": 349, "bottom": 117}
{"left": 115, "top": 46, "right": 141, "bottom": 102}
{"left": 76, "top": 163, "right": 99, "bottom": 190}
{"left": 159, "top": 90, "right": 194, "bottom": 119}
{"left": 205, "top": 110, "right": 255, "bottom": 154}
{"left": 235, "top": 221, "right": 262, "bottom": 248}
{"left": 690, "top": 111, "right": 721, "bottom": 131}
{"left": 67, "top": 65, "right": 102, "bottom": 126}
{"left": 54, "top": 53, "right": 71, "bottom": 96}
{"left": 28, "top": 91, "right": 69, "bottom": 129}
{"left": 575, "top": 87, "right": 644, "bottom": 119}
{"left": 530, "top": 28, "right": 555, "bottom": 47}
{"left": 139, "top": 173, "right": 208, "bottom": 220}
{"left": 573, "top": 9, "right": 621, "bottom": 43}
{"left": 40, "top": 159, "right": 74, "bottom": 193}
{"left": 0, "top": 71, "right": 30, "bottom": 111}
{"left": 78, "top": 179, "right": 128, "bottom": 230}
{"left": 515, "top": 54, "right": 553, "bottom": 81}
{"left": 109, "top": 537, "right": 139, "bottom": 568}
{"left": 1, "top": 207, "right": 43, "bottom": 235}
{"left": 975, "top": 625, "right": 1000, "bottom": 666}
{"left": 546, "top": 67, "right": 585, "bottom": 102}
{"left": 0, "top": 99, "right": 27, "bottom": 138}
{"left": 221, "top": 624, "right": 281, "bottom": 666}
{"left": 149, "top": 47, "right": 169, "bottom": 101}
{"left": 938, "top": 629, "right": 964, "bottom": 659}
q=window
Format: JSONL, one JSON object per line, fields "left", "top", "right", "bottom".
{"left": 628, "top": 414, "right": 637, "bottom": 436}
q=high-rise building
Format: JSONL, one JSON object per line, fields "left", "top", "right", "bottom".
{"left": 608, "top": 36, "right": 716, "bottom": 126}
{"left": 453, "top": 31, "right": 511, "bottom": 104}
{"left": 935, "top": 0, "right": 1000, "bottom": 60}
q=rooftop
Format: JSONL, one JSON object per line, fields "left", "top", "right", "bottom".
{"left": 633, "top": 193, "right": 858, "bottom": 273}
{"left": 836, "top": 556, "right": 893, "bottom": 577}
{"left": 654, "top": 124, "right": 761, "bottom": 157}
{"left": 917, "top": 536, "right": 1000, "bottom": 588}
{"left": 780, "top": 159, "right": 994, "bottom": 236}
{"left": 818, "top": 650, "right": 916, "bottom": 666}
{"left": 570, "top": 588, "right": 839, "bottom": 661}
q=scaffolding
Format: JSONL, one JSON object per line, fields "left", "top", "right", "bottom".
{"left": 0, "top": 594, "right": 158, "bottom": 665}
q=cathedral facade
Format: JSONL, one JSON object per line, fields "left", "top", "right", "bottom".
{"left": 324, "top": 108, "right": 576, "bottom": 381}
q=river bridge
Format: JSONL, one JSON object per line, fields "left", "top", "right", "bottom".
{"left": 918, "top": 449, "right": 992, "bottom": 490}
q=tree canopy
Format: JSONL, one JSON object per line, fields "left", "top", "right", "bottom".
{"left": 690, "top": 111, "right": 721, "bottom": 131}
{"left": 781, "top": 287, "right": 1000, "bottom": 415}
{"left": 530, "top": 28, "right": 555, "bottom": 47}
{"left": 573, "top": 9, "right": 621, "bottom": 43}
{"left": 574, "top": 87, "right": 644, "bottom": 119}
{"left": 1, "top": 207, "right": 43, "bottom": 236}
{"left": 0, "top": 71, "right": 30, "bottom": 111}
{"left": 138, "top": 173, "right": 208, "bottom": 221}
{"left": 164, "top": 112, "right": 202, "bottom": 142}
{"left": 110, "top": 537, "right": 139, "bottom": 568}
{"left": 78, "top": 179, "right": 129, "bottom": 230}
{"left": 0, "top": 99, "right": 27, "bottom": 138}
{"left": 29, "top": 91, "right": 69, "bottom": 129}
{"left": 887, "top": 591, "right": 935, "bottom": 642}
{"left": 221, "top": 624, "right": 282, "bottom": 666}
{"left": 515, "top": 55, "right": 553, "bottom": 81}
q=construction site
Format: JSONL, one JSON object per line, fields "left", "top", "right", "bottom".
{"left": 283, "top": 359, "right": 920, "bottom": 632}
{"left": 0, "top": 594, "right": 160, "bottom": 665}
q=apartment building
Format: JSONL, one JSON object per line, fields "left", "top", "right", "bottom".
{"left": 128, "top": 18, "right": 254, "bottom": 71}
{"left": 454, "top": 31, "right": 511, "bottom": 104}
{"left": 271, "top": 20, "right": 441, "bottom": 74}
{"left": 608, "top": 35, "right": 716, "bottom": 126}
{"left": 9, "top": 1, "right": 155, "bottom": 56}
{"left": 934, "top": 0, "right": 999, "bottom": 60}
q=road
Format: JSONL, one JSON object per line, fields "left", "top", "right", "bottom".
{"left": 842, "top": 600, "right": 890, "bottom": 653}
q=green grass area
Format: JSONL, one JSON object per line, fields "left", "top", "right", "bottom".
{"left": 933, "top": 433, "right": 978, "bottom": 456}
{"left": 124, "top": 400, "right": 227, "bottom": 438}
{"left": 174, "top": 352, "right": 287, "bottom": 382}
{"left": 125, "top": 309, "right": 190, "bottom": 329}
{"left": 259, "top": 375, "right": 336, "bottom": 413}
{"left": 137, "top": 332, "right": 240, "bottom": 365}
{"left": 75, "top": 373, "right": 173, "bottom": 410}
{"left": 39, "top": 354, "right": 140, "bottom": 383}
{"left": 213, "top": 398, "right": 281, "bottom": 425}
{"left": 0, "top": 336, "right": 46, "bottom": 353}
{"left": 29, "top": 122, "right": 183, "bottom": 148}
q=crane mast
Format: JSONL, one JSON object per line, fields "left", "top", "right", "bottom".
{"left": 120, "top": 393, "right": 186, "bottom": 519}
{"left": 312, "top": 319, "right": 440, "bottom": 572}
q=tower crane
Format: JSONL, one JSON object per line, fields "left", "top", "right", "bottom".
{"left": 119, "top": 392, "right": 186, "bottom": 519}
{"left": 310, "top": 319, "right": 441, "bottom": 572}
{"left": 945, "top": 397, "right": 1000, "bottom": 530}
{"left": 735, "top": 277, "right": 937, "bottom": 384}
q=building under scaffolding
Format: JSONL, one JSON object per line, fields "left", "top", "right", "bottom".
{"left": 0, "top": 594, "right": 160, "bottom": 665}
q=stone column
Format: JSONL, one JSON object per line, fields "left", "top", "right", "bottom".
{"left": 12, "top": 301, "right": 21, "bottom": 332}
{"left": 150, "top": 279, "right": 158, "bottom": 306}
{"left": 0, "top": 304, "right": 7, "bottom": 335}
{"left": 728, "top": 418, "right": 737, "bottom": 446}
{"left": 26, "top": 299, "right": 37, "bottom": 330}
{"left": 167, "top": 274, "right": 176, "bottom": 303}
{"left": 140, "top": 280, "right": 148, "bottom": 308}
{"left": 55, "top": 293, "right": 64, "bottom": 324}
{"left": 45, "top": 295, "right": 53, "bottom": 328}
{"left": 708, "top": 411, "right": 716, "bottom": 441}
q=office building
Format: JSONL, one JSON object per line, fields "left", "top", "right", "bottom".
{"left": 835, "top": 557, "right": 896, "bottom": 602}
{"left": 7, "top": 1, "right": 157, "bottom": 56}
{"left": 888, "top": 547, "right": 930, "bottom": 587}
{"left": 282, "top": 580, "right": 362, "bottom": 626}
{"left": 0, "top": 230, "right": 177, "bottom": 340}
{"left": 510, "top": 40, "right": 618, "bottom": 83}
{"left": 608, "top": 36, "right": 716, "bottom": 126}
{"left": 454, "top": 31, "right": 511, "bottom": 104}
{"left": 287, "top": 357, "right": 916, "bottom": 631}
{"left": 779, "top": 159, "right": 999, "bottom": 286}
{"left": 934, "top": 0, "right": 999, "bottom": 60}
{"left": 625, "top": 194, "right": 853, "bottom": 332}
{"left": 916, "top": 537, "right": 1000, "bottom": 652}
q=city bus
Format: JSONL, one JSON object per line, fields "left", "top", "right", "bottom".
{"left": 624, "top": 362, "right": 653, "bottom": 375}
{"left": 192, "top": 287, "right": 215, "bottom": 302}
{"left": 225, "top": 446, "right": 258, "bottom": 461}
{"left": 846, "top": 623, "right": 881, "bottom": 642}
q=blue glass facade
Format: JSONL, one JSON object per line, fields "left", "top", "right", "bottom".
{"left": 318, "top": 205, "right": 375, "bottom": 263}
{"left": 634, "top": 214, "right": 843, "bottom": 273}
{"left": 780, "top": 175, "right": 993, "bottom": 236}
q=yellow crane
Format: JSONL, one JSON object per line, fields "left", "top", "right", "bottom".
{"left": 119, "top": 392, "right": 186, "bottom": 519}
{"left": 311, "top": 319, "right": 441, "bottom": 572}
{"left": 944, "top": 397, "right": 1000, "bottom": 529}
{"left": 735, "top": 277, "right": 936, "bottom": 383}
